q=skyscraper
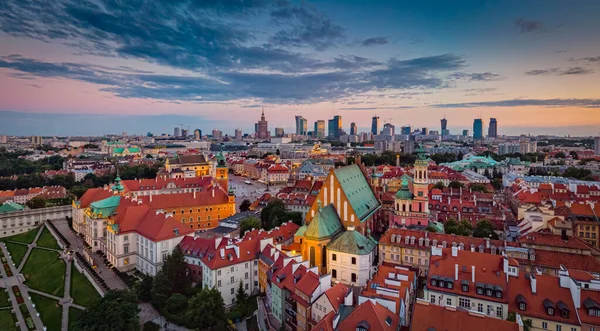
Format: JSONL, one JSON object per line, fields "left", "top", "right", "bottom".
{"left": 350, "top": 122, "right": 358, "bottom": 135}
{"left": 371, "top": 116, "right": 380, "bottom": 135}
{"left": 400, "top": 126, "right": 411, "bottom": 135}
{"left": 275, "top": 127, "right": 285, "bottom": 137}
{"left": 462, "top": 129, "right": 469, "bottom": 137}
{"left": 295, "top": 115, "right": 308, "bottom": 135}
{"left": 212, "top": 129, "right": 222, "bottom": 140}
{"left": 234, "top": 129, "right": 242, "bottom": 140}
{"left": 595, "top": 136, "right": 600, "bottom": 156}
{"left": 421, "top": 127, "right": 428, "bottom": 135}
{"left": 194, "top": 129, "right": 202, "bottom": 140}
{"left": 328, "top": 115, "right": 342, "bottom": 138}
{"left": 488, "top": 118, "right": 498, "bottom": 138}
{"left": 181, "top": 129, "right": 188, "bottom": 138}
{"left": 174, "top": 127, "right": 181, "bottom": 137}
{"left": 383, "top": 123, "right": 395, "bottom": 136}
{"left": 255, "top": 108, "right": 269, "bottom": 139}
{"left": 441, "top": 118, "right": 448, "bottom": 137}
{"left": 314, "top": 121, "right": 325, "bottom": 139}
{"left": 473, "top": 118, "right": 484, "bottom": 140}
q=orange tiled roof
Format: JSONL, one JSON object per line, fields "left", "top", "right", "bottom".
{"left": 323, "top": 283, "right": 350, "bottom": 313}
{"left": 138, "top": 188, "right": 231, "bottom": 209}
{"left": 78, "top": 188, "right": 114, "bottom": 208}
{"left": 570, "top": 203, "right": 595, "bottom": 217}
{"left": 521, "top": 250, "right": 600, "bottom": 273}
{"left": 338, "top": 300, "right": 399, "bottom": 331}
{"left": 412, "top": 301, "right": 519, "bottom": 331}
{"left": 517, "top": 232, "right": 594, "bottom": 251}
{"left": 122, "top": 176, "right": 213, "bottom": 192}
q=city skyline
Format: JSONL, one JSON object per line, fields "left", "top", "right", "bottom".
{"left": 1, "top": 1, "right": 600, "bottom": 136}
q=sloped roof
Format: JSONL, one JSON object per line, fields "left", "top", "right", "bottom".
{"left": 327, "top": 229, "right": 377, "bottom": 255}
{"left": 333, "top": 164, "right": 380, "bottom": 222}
{"left": 338, "top": 300, "right": 398, "bottom": 331}
{"left": 0, "top": 202, "right": 25, "bottom": 213}
{"left": 304, "top": 203, "right": 344, "bottom": 240}
{"left": 412, "top": 301, "right": 519, "bottom": 331}
{"left": 78, "top": 188, "right": 114, "bottom": 208}
{"left": 89, "top": 195, "right": 121, "bottom": 218}
{"left": 171, "top": 154, "right": 208, "bottom": 165}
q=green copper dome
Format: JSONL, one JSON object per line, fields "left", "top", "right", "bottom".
{"left": 395, "top": 176, "right": 413, "bottom": 200}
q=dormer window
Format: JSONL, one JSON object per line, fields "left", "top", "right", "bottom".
{"left": 519, "top": 303, "right": 526, "bottom": 311}
{"left": 486, "top": 289, "right": 493, "bottom": 296}
{"left": 496, "top": 290, "right": 503, "bottom": 299}
{"left": 561, "top": 310, "right": 569, "bottom": 318}
{"left": 439, "top": 280, "right": 445, "bottom": 288}
{"left": 447, "top": 281, "right": 453, "bottom": 289}
{"left": 462, "top": 284, "right": 469, "bottom": 292}
{"left": 476, "top": 287, "right": 483, "bottom": 295}
{"left": 548, "top": 307, "right": 554, "bottom": 315}
{"left": 431, "top": 279, "right": 438, "bottom": 287}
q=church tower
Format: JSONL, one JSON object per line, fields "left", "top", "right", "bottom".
{"left": 215, "top": 149, "right": 229, "bottom": 191}
{"left": 412, "top": 147, "right": 429, "bottom": 214}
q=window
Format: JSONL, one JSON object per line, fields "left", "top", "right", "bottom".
{"left": 477, "top": 303, "right": 483, "bottom": 313}
{"left": 446, "top": 298, "right": 452, "bottom": 306}
{"left": 439, "top": 280, "right": 445, "bottom": 288}
{"left": 218, "top": 280, "right": 221, "bottom": 287}
{"left": 496, "top": 291, "right": 503, "bottom": 298}
{"left": 561, "top": 310, "right": 569, "bottom": 318}
{"left": 430, "top": 295, "right": 436, "bottom": 304}
{"left": 231, "top": 288, "right": 234, "bottom": 295}
{"left": 218, "top": 270, "right": 221, "bottom": 276}
{"left": 123, "top": 244, "right": 129, "bottom": 254}
{"left": 332, "top": 269, "right": 337, "bottom": 278}
{"left": 476, "top": 287, "right": 483, "bottom": 295}
{"left": 548, "top": 307, "right": 554, "bottom": 316}
{"left": 486, "top": 289, "right": 492, "bottom": 296}
{"left": 462, "top": 284, "right": 469, "bottom": 292}
{"left": 542, "top": 322, "right": 548, "bottom": 329}
{"left": 332, "top": 254, "right": 337, "bottom": 261}
{"left": 351, "top": 273, "right": 357, "bottom": 282}
{"left": 231, "top": 267, "right": 234, "bottom": 272}
{"left": 245, "top": 272, "right": 249, "bottom": 279}
{"left": 431, "top": 279, "right": 437, "bottom": 287}
{"left": 230, "top": 276, "right": 234, "bottom": 283}
{"left": 197, "top": 216, "right": 201, "bottom": 221}
{"left": 447, "top": 282, "right": 453, "bottom": 289}
{"left": 351, "top": 257, "right": 356, "bottom": 265}
{"left": 555, "top": 326, "right": 561, "bottom": 331}
{"left": 458, "top": 298, "right": 470, "bottom": 308}
{"left": 519, "top": 303, "right": 526, "bottom": 310}
{"left": 245, "top": 283, "right": 248, "bottom": 290}
{"left": 181, "top": 218, "right": 186, "bottom": 223}
{"left": 496, "top": 306, "right": 503, "bottom": 318}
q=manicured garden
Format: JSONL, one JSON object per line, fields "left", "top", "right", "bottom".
{"left": 1, "top": 227, "right": 39, "bottom": 244}
{"left": 0, "top": 289, "right": 10, "bottom": 308}
{"left": 4, "top": 242, "right": 28, "bottom": 266}
{"left": 36, "top": 227, "right": 61, "bottom": 250}
{"left": 22, "top": 249, "right": 65, "bottom": 297}
{"left": 0, "top": 308, "right": 19, "bottom": 331}
{"left": 70, "top": 265, "right": 101, "bottom": 307}
{"left": 30, "top": 293, "right": 62, "bottom": 331}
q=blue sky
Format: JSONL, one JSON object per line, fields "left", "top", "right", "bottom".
{"left": 0, "top": 0, "right": 599, "bottom": 136}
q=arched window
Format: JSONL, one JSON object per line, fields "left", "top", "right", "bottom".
{"left": 322, "top": 246, "right": 327, "bottom": 268}
{"left": 309, "top": 246, "right": 316, "bottom": 267}
{"left": 391, "top": 235, "right": 396, "bottom": 243}
{"left": 402, "top": 204, "right": 406, "bottom": 212}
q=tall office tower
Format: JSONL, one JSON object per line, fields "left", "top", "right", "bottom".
{"left": 194, "top": 129, "right": 202, "bottom": 140}
{"left": 174, "top": 127, "right": 181, "bottom": 137}
{"left": 314, "top": 121, "right": 325, "bottom": 139}
{"left": 400, "top": 126, "right": 411, "bottom": 135}
{"left": 0, "top": 135, "right": 7, "bottom": 144}
{"left": 382, "top": 123, "right": 395, "bottom": 136}
{"left": 274, "top": 127, "right": 284, "bottom": 137}
{"left": 328, "top": 115, "right": 342, "bottom": 138}
{"left": 473, "top": 118, "right": 484, "bottom": 140}
{"left": 30, "top": 136, "right": 43, "bottom": 146}
{"left": 421, "top": 127, "right": 428, "bottom": 135}
{"left": 295, "top": 115, "right": 308, "bottom": 135}
{"left": 255, "top": 108, "right": 269, "bottom": 139}
{"left": 441, "top": 118, "right": 448, "bottom": 137}
{"left": 212, "top": 129, "right": 223, "bottom": 140}
{"left": 595, "top": 136, "right": 600, "bottom": 155}
{"left": 234, "top": 129, "right": 242, "bottom": 140}
{"left": 462, "top": 129, "right": 469, "bottom": 137}
{"left": 350, "top": 122, "right": 358, "bottom": 135}
{"left": 181, "top": 129, "right": 188, "bottom": 138}
{"left": 488, "top": 118, "right": 498, "bottom": 138}
{"left": 371, "top": 116, "right": 380, "bottom": 135}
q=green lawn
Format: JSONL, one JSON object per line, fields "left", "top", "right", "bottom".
{"left": 0, "top": 289, "right": 11, "bottom": 308}
{"left": 4, "top": 242, "right": 28, "bottom": 266}
{"left": 36, "top": 227, "right": 61, "bottom": 250}
{"left": 69, "top": 307, "right": 84, "bottom": 330}
{"left": 70, "top": 265, "right": 100, "bottom": 307}
{"left": 0, "top": 309, "right": 18, "bottom": 331}
{"left": 30, "top": 293, "right": 62, "bottom": 331}
{"left": 22, "top": 249, "right": 65, "bottom": 297}
{"left": 1, "top": 227, "right": 39, "bottom": 244}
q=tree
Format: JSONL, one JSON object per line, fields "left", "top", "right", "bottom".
{"left": 569, "top": 151, "right": 578, "bottom": 159}
{"left": 425, "top": 226, "right": 438, "bottom": 233}
{"left": 137, "top": 274, "right": 153, "bottom": 302}
{"left": 260, "top": 199, "right": 288, "bottom": 230}
{"left": 142, "top": 322, "right": 160, "bottom": 331}
{"left": 72, "top": 290, "right": 140, "bottom": 331}
{"left": 162, "top": 246, "right": 192, "bottom": 295}
{"left": 433, "top": 182, "right": 445, "bottom": 189}
{"left": 146, "top": 154, "right": 154, "bottom": 159}
{"left": 457, "top": 151, "right": 464, "bottom": 160}
{"left": 26, "top": 196, "right": 47, "bottom": 209}
{"left": 448, "top": 181, "right": 464, "bottom": 189}
{"left": 165, "top": 293, "right": 188, "bottom": 315}
{"left": 491, "top": 179, "right": 503, "bottom": 191}
{"left": 186, "top": 287, "right": 228, "bottom": 330}
{"left": 235, "top": 280, "right": 249, "bottom": 316}
{"left": 239, "top": 216, "right": 261, "bottom": 238}
{"left": 469, "top": 184, "right": 488, "bottom": 193}
{"left": 555, "top": 152, "right": 566, "bottom": 158}
{"left": 239, "top": 199, "right": 252, "bottom": 212}
{"left": 151, "top": 273, "right": 171, "bottom": 310}
{"left": 444, "top": 219, "right": 473, "bottom": 236}
{"left": 473, "top": 220, "right": 499, "bottom": 239}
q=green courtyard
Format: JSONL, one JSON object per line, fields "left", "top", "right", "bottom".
{"left": 70, "top": 267, "right": 101, "bottom": 307}
{"left": 36, "top": 227, "right": 62, "bottom": 250}
{"left": 0, "top": 308, "right": 19, "bottom": 331}
{"left": 31, "top": 293, "right": 62, "bottom": 331}
{"left": 4, "top": 242, "right": 28, "bottom": 266}
{"left": 1, "top": 227, "right": 39, "bottom": 244}
{"left": 22, "top": 249, "right": 66, "bottom": 297}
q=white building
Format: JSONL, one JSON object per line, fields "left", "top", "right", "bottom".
{"left": 311, "top": 283, "right": 352, "bottom": 324}
{"left": 327, "top": 226, "right": 377, "bottom": 286}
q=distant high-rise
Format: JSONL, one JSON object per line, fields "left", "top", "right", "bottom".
{"left": 275, "top": 127, "right": 285, "bottom": 137}
{"left": 234, "top": 129, "right": 242, "bottom": 140}
{"left": 595, "top": 136, "right": 600, "bottom": 155}
{"left": 212, "top": 129, "right": 222, "bottom": 140}
{"left": 181, "top": 129, "right": 188, "bottom": 138}
{"left": 328, "top": 115, "right": 342, "bottom": 138}
{"left": 421, "top": 127, "right": 428, "bottom": 135}
{"left": 371, "top": 116, "right": 380, "bottom": 135}
{"left": 400, "top": 126, "right": 411, "bottom": 135}
{"left": 314, "top": 121, "right": 325, "bottom": 139}
{"left": 31, "top": 136, "right": 43, "bottom": 146}
{"left": 383, "top": 123, "right": 395, "bottom": 136}
{"left": 488, "top": 118, "right": 498, "bottom": 138}
{"left": 441, "top": 118, "right": 448, "bottom": 137}
{"left": 295, "top": 115, "right": 308, "bottom": 135}
{"left": 462, "top": 129, "right": 469, "bottom": 137}
{"left": 255, "top": 108, "right": 269, "bottom": 140}
{"left": 0, "top": 135, "right": 7, "bottom": 144}
{"left": 174, "top": 127, "right": 181, "bottom": 137}
{"left": 473, "top": 119, "right": 484, "bottom": 140}
{"left": 194, "top": 129, "right": 202, "bottom": 140}
{"left": 350, "top": 122, "right": 358, "bottom": 135}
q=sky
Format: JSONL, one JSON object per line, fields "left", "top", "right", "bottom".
{"left": 0, "top": 0, "right": 599, "bottom": 137}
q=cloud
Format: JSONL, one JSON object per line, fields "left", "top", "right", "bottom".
{"left": 525, "top": 67, "right": 594, "bottom": 76}
{"left": 570, "top": 56, "right": 600, "bottom": 65}
{"left": 554, "top": 50, "right": 567, "bottom": 54}
{"left": 450, "top": 72, "right": 504, "bottom": 81}
{"left": 409, "top": 37, "right": 424, "bottom": 44}
{"left": 462, "top": 88, "right": 497, "bottom": 96}
{"left": 339, "top": 106, "right": 415, "bottom": 110}
{"left": 25, "top": 84, "right": 42, "bottom": 88}
{"left": 514, "top": 18, "right": 544, "bottom": 33}
{"left": 433, "top": 98, "right": 600, "bottom": 108}
{"left": 361, "top": 37, "right": 388, "bottom": 47}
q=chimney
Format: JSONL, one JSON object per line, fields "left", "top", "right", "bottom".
{"left": 451, "top": 246, "right": 458, "bottom": 257}
{"left": 485, "top": 238, "right": 490, "bottom": 249}
{"left": 193, "top": 190, "right": 196, "bottom": 199}
{"left": 149, "top": 194, "right": 152, "bottom": 202}
{"left": 212, "top": 188, "right": 215, "bottom": 198}
{"left": 530, "top": 274, "right": 537, "bottom": 294}
{"left": 471, "top": 265, "right": 475, "bottom": 283}
{"left": 455, "top": 264, "right": 459, "bottom": 280}
{"left": 220, "top": 248, "right": 225, "bottom": 259}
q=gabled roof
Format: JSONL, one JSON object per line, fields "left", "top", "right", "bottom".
{"left": 304, "top": 203, "right": 344, "bottom": 240}
{"left": 323, "top": 283, "right": 350, "bottom": 313}
{"left": 89, "top": 195, "right": 121, "bottom": 218}
{"left": 327, "top": 228, "right": 377, "bottom": 255}
{"left": 171, "top": 154, "right": 209, "bottom": 165}
{"left": 337, "top": 300, "right": 398, "bottom": 331}
{"left": 333, "top": 165, "right": 380, "bottom": 222}
{"left": 77, "top": 187, "right": 114, "bottom": 208}
{"left": 412, "top": 301, "right": 519, "bottom": 331}
{"left": 0, "top": 202, "right": 24, "bottom": 213}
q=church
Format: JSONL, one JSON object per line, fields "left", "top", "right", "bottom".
{"left": 294, "top": 162, "right": 381, "bottom": 281}
{"left": 389, "top": 148, "right": 430, "bottom": 227}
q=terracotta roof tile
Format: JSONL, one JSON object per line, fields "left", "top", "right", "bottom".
{"left": 412, "top": 301, "right": 519, "bottom": 331}
{"left": 338, "top": 300, "right": 399, "bottom": 331}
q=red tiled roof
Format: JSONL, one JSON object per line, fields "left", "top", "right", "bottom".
{"left": 312, "top": 311, "right": 335, "bottom": 331}
{"left": 78, "top": 188, "right": 114, "bottom": 208}
{"left": 578, "top": 289, "right": 600, "bottom": 326}
{"left": 338, "top": 300, "right": 399, "bottom": 331}
{"left": 138, "top": 188, "right": 230, "bottom": 209}
{"left": 296, "top": 270, "right": 320, "bottom": 296}
{"left": 521, "top": 250, "right": 600, "bottom": 273}
{"left": 242, "top": 222, "right": 299, "bottom": 244}
{"left": 508, "top": 274, "right": 580, "bottom": 326}
{"left": 380, "top": 228, "right": 508, "bottom": 253}
{"left": 570, "top": 203, "right": 596, "bottom": 217}
{"left": 412, "top": 301, "right": 519, "bottom": 331}
{"left": 323, "top": 283, "right": 350, "bottom": 313}
{"left": 517, "top": 232, "right": 594, "bottom": 251}
{"left": 568, "top": 269, "right": 596, "bottom": 282}
{"left": 121, "top": 176, "right": 213, "bottom": 192}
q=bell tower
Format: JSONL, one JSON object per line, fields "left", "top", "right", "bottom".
{"left": 412, "top": 147, "right": 429, "bottom": 214}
